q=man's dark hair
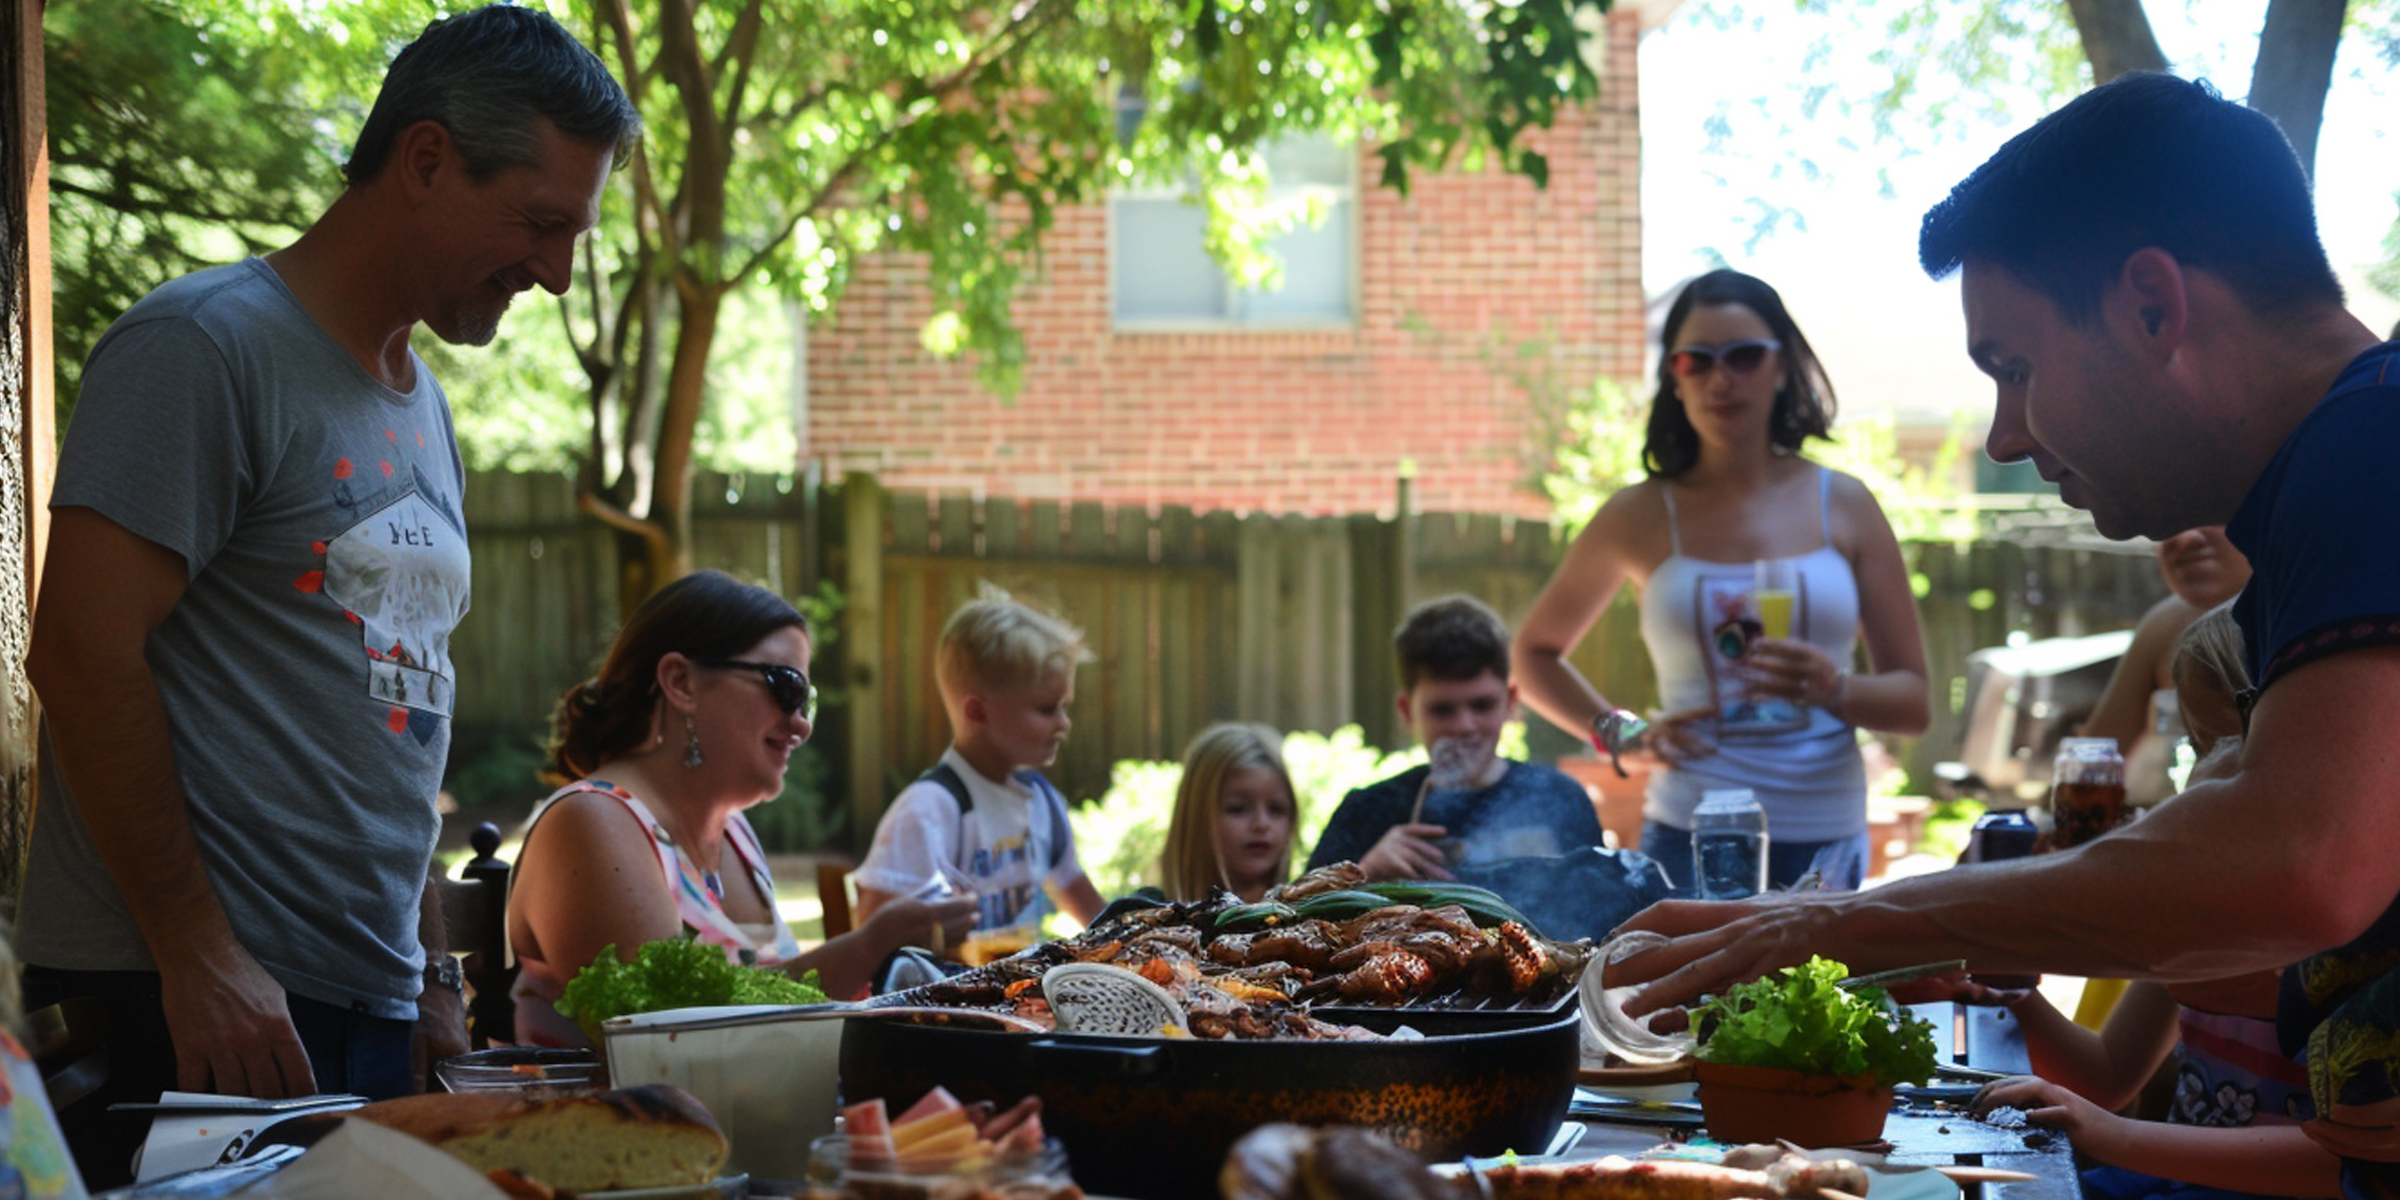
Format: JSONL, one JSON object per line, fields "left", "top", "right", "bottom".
{"left": 1395, "top": 595, "right": 1513, "bottom": 691}
{"left": 1919, "top": 73, "right": 2339, "bottom": 325}
{"left": 1645, "top": 268, "right": 1836, "bottom": 479}
{"left": 344, "top": 4, "right": 641, "bottom": 185}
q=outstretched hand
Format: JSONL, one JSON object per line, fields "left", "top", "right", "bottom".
{"left": 1607, "top": 892, "right": 1841, "bottom": 1017}
{"left": 866, "top": 893, "right": 981, "bottom": 957}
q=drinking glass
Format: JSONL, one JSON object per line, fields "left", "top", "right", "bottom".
{"left": 1752, "top": 559, "right": 1795, "bottom": 640}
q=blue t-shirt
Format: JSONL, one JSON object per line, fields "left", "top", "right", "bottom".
{"left": 2224, "top": 340, "right": 2400, "bottom": 1191}
{"left": 1303, "top": 759, "right": 1605, "bottom": 873}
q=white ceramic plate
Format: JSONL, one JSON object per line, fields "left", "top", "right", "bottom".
{"left": 1858, "top": 1163, "right": 1963, "bottom": 1200}
{"left": 578, "top": 1174, "right": 748, "bottom": 1199}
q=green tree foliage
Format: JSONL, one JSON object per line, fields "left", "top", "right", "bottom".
{"left": 567, "top": 0, "right": 1619, "bottom": 607}
{"left": 42, "top": 0, "right": 342, "bottom": 416}
{"left": 46, "top": 1, "right": 1617, "bottom": 601}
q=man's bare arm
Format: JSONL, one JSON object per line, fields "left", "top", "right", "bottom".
{"left": 27, "top": 507, "right": 316, "bottom": 1097}
{"left": 1618, "top": 646, "right": 2400, "bottom": 1012}
{"left": 411, "top": 870, "right": 467, "bottom": 1091}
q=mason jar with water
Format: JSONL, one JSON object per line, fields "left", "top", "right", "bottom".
{"left": 1691, "top": 788, "right": 1769, "bottom": 900}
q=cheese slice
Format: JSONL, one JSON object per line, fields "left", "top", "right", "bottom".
{"left": 889, "top": 1107, "right": 972, "bottom": 1153}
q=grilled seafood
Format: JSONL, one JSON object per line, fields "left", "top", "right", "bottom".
{"left": 1267, "top": 862, "right": 1369, "bottom": 902}
{"left": 1494, "top": 921, "right": 1549, "bottom": 992}
{"left": 1245, "top": 920, "right": 1345, "bottom": 973}
{"left": 1303, "top": 949, "right": 1437, "bottom": 1003}
{"left": 1338, "top": 903, "right": 1483, "bottom": 945}
{"left": 876, "top": 867, "right": 1591, "bottom": 1037}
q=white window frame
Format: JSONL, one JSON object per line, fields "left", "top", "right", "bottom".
{"left": 1106, "top": 136, "right": 1363, "bottom": 333}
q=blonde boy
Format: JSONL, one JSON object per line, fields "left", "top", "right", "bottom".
{"left": 855, "top": 593, "right": 1106, "bottom": 935}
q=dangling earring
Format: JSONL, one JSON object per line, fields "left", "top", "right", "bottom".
{"left": 683, "top": 717, "right": 704, "bottom": 768}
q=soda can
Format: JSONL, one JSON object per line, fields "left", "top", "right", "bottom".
{"left": 1966, "top": 808, "right": 2038, "bottom": 864}
{"left": 1965, "top": 808, "right": 2041, "bottom": 989}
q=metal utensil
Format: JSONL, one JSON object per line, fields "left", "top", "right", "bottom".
{"left": 1837, "top": 960, "right": 1967, "bottom": 991}
{"left": 1461, "top": 1155, "right": 1498, "bottom": 1200}
{"left": 1043, "top": 962, "right": 1189, "bottom": 1036}
{"left": 107, "top": 1094, "right": 366, "bottom": 1116}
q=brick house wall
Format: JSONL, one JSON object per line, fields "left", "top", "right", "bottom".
{"left": 803, "top": 11, "right": 1648, "bottom": 520}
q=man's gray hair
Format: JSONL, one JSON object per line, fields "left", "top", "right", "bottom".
{"left": 343, "top": 4, "right": 640, "bottom": 185}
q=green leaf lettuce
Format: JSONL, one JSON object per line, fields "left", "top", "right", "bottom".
{"left": 558, "top": 937, "right": 828, "bottom": 1045}
{"left": 1693, "top": 956, "right": 1939, "bottom": 1086}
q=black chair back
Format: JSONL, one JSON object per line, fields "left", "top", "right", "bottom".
{"left": 438, "top": 821, "right": 518, "bottom": 1047}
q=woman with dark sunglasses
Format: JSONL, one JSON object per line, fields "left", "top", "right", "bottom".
{"left": 1513, "top": 269, "right": 1931, "bottom": 892}
{"left": 504, "top": 570, "right": 978, "bottom": 1044}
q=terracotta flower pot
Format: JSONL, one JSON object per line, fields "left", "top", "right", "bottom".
{"left": 1693, "top": 1060, "right": 1894, "bottom": 1148}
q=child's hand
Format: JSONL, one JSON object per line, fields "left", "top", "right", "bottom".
{"left": 866, "top": 893, "right": 980, "bottom": 958}
{"left": 1972, "top": 1076, "right": 2129, "bottom": 1161}
{"left": 1361, "top": 823, "right": 1454, "bottom": 882}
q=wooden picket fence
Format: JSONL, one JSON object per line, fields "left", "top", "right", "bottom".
{"left": 451, "top": 469, "right": 2163, "bottom": 853}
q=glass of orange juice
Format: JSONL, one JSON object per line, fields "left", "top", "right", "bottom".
{"left": 957, "top": 923, "right": 1038, "bottom": 967}
{"left": 1753, "top": 559, "right": 1795, "bottom": 640}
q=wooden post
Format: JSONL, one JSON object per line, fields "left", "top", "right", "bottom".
{"left": 3, "top": 0, "right": 50, "bottom": 904}
{"left": 841, "top": 472, "right": 886, "bottom": 855}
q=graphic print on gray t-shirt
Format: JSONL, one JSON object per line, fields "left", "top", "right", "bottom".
{"left": 325, "top": 467, "right": 468, "bottom": 739}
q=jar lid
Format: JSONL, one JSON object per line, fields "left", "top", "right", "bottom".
{"left": 2056, "top": 737, "right": 2120, "bottom": 756}
{"left": 1693, "top": 788, "right": 1759, "bottom": 812}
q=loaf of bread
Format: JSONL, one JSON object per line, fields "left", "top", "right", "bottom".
{"left": 345, "top": 1083, "right": 729, "bottom": 1193}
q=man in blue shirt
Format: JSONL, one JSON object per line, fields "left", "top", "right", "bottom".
{"left": 1307, "top": 595, "right": 1606, "bottom": 878}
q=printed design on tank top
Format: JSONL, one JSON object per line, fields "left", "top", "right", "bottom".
{"left": 1689, "top": 567, "right": 1809, "bottom": 737}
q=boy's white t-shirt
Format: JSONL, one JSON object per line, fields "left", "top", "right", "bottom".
{"left": 856, "top": 747, "right": 1088, "bottom": 932}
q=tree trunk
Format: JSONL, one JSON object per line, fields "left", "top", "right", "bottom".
{"left": 4, "top": 0, "right": 51, "bottom": 907}
{"left": 632, "top": 282, "right": 719, "bottom": 607}
{"left": 2249, "top": 0, "right": 2347, "bottom": 179}
{"left": 2063, "top": 0, "right": 2168, "bottom": 81}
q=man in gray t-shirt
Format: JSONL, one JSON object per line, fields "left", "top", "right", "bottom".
{"left": 18, "top": 6, "right": 636, "bottom": 1186}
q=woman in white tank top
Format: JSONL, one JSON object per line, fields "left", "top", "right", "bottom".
{"left": 1513, "top": 270, "right": 1931, "bottom": 891}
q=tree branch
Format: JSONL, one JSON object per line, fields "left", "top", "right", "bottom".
{"left": 575, "top": 489, "right": 671, "bottom": 555}
{"left": 2249, "top": 0, "right": 2346, "bottom": 178}
{"left": 2063, "top": 0, "right": 2169, "bottom": 82}
{"left": 726, "top": 0, "right": 1069, "bottom": 288}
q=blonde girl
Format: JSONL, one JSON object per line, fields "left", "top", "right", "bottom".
{"left": 1161, "top": 724, "right": 1299, "bottom": 903}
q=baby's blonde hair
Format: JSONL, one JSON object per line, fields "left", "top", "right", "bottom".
{"left": 937, "top": 586, "right": 1087, "bottom": 704}
{"left": 2170, "top": 601, "right": 2249, "bottom": 755}
{"left": 1161, "top": 723, "right": 1298, "bottom": 902}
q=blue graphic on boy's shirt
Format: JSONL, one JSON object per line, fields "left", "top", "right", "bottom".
{"left": 965, "top": 834, "right": 1050, "bottom": 930}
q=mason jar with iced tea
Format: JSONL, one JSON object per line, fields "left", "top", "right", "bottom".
{"left": 2049, "top": 737, "right": 2127, "bottom": 848}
